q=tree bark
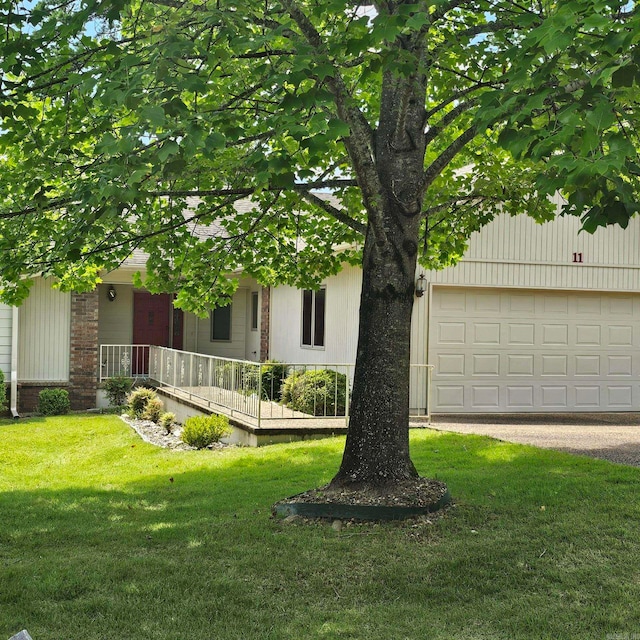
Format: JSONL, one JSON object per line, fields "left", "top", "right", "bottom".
{"left": 330, "top": 206, "right": 421, "bottom": 489}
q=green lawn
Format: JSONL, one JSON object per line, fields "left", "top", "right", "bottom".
{"left": 1, "top": 415, "right": 639, "bottom": 639}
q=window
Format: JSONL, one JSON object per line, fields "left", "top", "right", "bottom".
{"left": 211, "top": 304, "right": 231, "bottom": 341}
{"left": 251, "top": 291, "right": 259, "bottom": 331}
{"left": 301, "top": 288, "right": 325, "bottom": 348}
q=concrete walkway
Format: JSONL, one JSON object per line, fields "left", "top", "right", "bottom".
{"left": 418, "top": 413, "right": 640, "bottom": 467}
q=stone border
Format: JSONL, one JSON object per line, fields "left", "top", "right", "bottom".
{"left": 273, "top": 489, "right": 452, "bottom": 521}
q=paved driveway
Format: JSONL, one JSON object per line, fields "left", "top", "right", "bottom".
{"left": 417, "top": 413, "right": 640, "bottom": 467}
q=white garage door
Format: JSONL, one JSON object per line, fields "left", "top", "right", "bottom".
{"left": 430, "top": 287, "right": 640, "bottom": 413}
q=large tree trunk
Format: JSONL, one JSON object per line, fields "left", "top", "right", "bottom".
{"left": 330, "top": 205, "right": 420, "bottom": 489}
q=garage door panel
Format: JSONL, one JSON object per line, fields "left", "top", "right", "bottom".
{"left": 430, "top": 287, "right": 640, "bottom": 412}
{"left": 608, "top": 355, "right": 633, "bottom": 375}
{"left": 507, "top": 354, "right": 534, "bottom": 376}
{"left": 576, "top": 325, "right": 601, "bottom": 346}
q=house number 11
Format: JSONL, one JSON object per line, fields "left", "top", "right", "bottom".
{"left": 572, "top": 252, "right": 583, "bottom": 263}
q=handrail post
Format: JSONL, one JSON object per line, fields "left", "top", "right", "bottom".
{"left": 257, "top": 362, "right": 262, "bottom": 429}
{"left": 345, "top": 365, "right": 350, "bottom": 427}
{"left": 427, "top": 365, "right": 432, "bottom": 424}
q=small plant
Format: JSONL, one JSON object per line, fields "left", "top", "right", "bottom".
{"left": 159, "top": 412, "right": 176, "bottom": 434}
{"left": 243, "top": 361, "right": 288, "bottom": 401}
{"left": 102, "top": 375, "right": 134, "bottom": 408}
{"left": 181, "top": 414, "right": 231, "bottom": 449}
{"left": 38, "top": 388, "right": 71, "bottom": 416}
{"left": 127, "top": 387, "right": 158, "bottom": 418}
{"left": 0, "top": 369, "right": 6, "bottom": 412}
{"left": 142, "top": 396, "right": 164, "bottom": 423}
{"left": 281, "top": 369, "right": 348, "bottom": 416}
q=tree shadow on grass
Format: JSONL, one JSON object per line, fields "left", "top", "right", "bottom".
{"left": 1, "top": 431, "right": 640, "bottom": 639}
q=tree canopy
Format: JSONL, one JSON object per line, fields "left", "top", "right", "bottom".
{"left": 2, "top": 0, "right": 639, "bottom": 311}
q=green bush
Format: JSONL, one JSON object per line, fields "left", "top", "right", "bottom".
{"left": 159, "top": 412, "right": 176, "bottom": 434}
{"left": 281, "top": 369, "right": 348, "bottom": 416}
{"left": 242, "top": 361, "right": 288, "bottom": 400}
{"left": 102, "top": 375, "right": 134, "bottom": 407}
{"left": 38, "top": 388, "right": 71, "bottom": 416}
{"left": 0, "top": 369, "right": 7, "bottom": 412}
{"left": 142, "top": 396, "right": 164, "bottom": 423}
{"left": 127, "top": 387, "right": 158, "bottom": 419}
{"left": 181, "top": 414, "right": 231, "bottom": 449}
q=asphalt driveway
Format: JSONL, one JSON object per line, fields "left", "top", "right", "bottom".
{"left": 416, "top": 413, "right": 640, "bottom": 467}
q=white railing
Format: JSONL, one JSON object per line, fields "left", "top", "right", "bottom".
{"left": 99, "top": 344, "right": 434, "bottom": 426}
{"left": 100, "top": 344, "right": 151, "bottom": 380}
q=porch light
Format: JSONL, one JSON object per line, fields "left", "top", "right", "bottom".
{"left": 415, "top": 274, "right": 427, "bottom": 298}
{"left": 107, "top": 285, "right": 117, "bottom": 302}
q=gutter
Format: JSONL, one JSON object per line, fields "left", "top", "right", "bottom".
{"left": 10, "top": 306, "right": 19, "bottom": 418}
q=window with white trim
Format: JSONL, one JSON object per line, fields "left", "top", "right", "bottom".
{"left": 301, "top": 288, "right": 325, "bottom": 348}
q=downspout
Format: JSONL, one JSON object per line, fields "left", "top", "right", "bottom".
{"left": 10, "top": 306, "right": 19, "bottom": 418}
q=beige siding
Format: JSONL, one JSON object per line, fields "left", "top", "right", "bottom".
{"left": 18, "top": 278, "right": 70, "bottom": 381}
{"left": 97, "top": 283, "right": 134, "bottom": 345}
{"left": 451, "top": 213, "right": 640, "bottom": 290}
{"left": 0, "top": 303, "right": 12, "bottom": 375}
{"left": 193, "top": 288, "right": 247, "bottom": 359}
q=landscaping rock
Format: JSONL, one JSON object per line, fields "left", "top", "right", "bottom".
{"left": 9, "top": 631, "right": 33, "bottom": 640}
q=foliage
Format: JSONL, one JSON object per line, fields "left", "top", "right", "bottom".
{"left": 282, "top": 369, "right": 348, "bottom": 417}
{"left": 180, "top": 414, "right": 232, "bottom": 449}
{"left": 159, "top": 411, "right": 176, "bottom": 434}
{"left": 141, "top": 396, "right": 164, "bottom": 423}
{"left": 126, "top": 387, "right": 158, "bottom": 419}
{"left": 1, "top": 2, "right": 639, "bottom": 308}
{"left": 102, "top": 376, "right": 134, "bottom": 408}
{"left": 37, "top": 388, "right": 70, "bottom": 416}
{"left": 243, "top": 361, "right": 288, "bottom": 401}
{"left": 0, "top": 369, "right": 6, "bottom": 413}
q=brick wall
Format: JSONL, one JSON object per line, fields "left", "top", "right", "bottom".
{"left": 18, "top": 382, "right": 70, "bottom": 413}
{"left": 68, "top": 291, "right": 99, "bottom": 410}
{"left": 260, "top": 286, "right": 270, "bottom": 362}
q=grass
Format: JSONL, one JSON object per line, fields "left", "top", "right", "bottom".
{"left": 1, "top": 415, "right": 639, "bottom": 639}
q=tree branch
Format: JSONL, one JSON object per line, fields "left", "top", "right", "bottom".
{"left": 422, "top": 125, "right": 478, "bottom": 189}
{"left": 298, "top": 191, "right": 366, "bottom": 235}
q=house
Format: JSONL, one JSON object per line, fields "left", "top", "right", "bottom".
{"left": 3, "top": 205, "right": 640, "bottom": 415}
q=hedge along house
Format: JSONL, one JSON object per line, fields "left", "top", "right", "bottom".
{"left": 3, "top": 196, "right": 640, "bottom": 415}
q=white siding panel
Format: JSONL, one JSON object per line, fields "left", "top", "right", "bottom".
{"left": 0, "top": 304, "right": 12, "bottom": 375}
{"left": 270, "top": 265, "right": 361, "bottom": 365}
{"left": 18, "top": 278, "right": 70, "bottom": 381}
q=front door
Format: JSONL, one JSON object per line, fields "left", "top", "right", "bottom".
{"left": 133, "top": 292, "right": 171, "bottom": 374}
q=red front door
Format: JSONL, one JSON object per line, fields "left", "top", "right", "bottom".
{"left": 133, "top": 292, "right": 171, "bottom": 374}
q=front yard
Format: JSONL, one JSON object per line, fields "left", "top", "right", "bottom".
{"left": 1, "top": 414, "right": 639, "bottom": 639}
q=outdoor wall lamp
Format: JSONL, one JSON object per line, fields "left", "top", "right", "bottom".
{"left": 415, "top": 274, "right": 427, "bottom": 298}
{"left": 107, "top": 285, "right": 117, "bottom": 302}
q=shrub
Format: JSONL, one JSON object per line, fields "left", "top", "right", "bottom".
{"left": 142, "top": 396, "right": 164, "bottom": 423}
{"left": 242, "top": 361, "right": 288, "bottom": 400}
{"left": 102, "top": 375, "right": 134, "bottom": 407}
{"left": 0, "top": 369, "right": 6, "bottom": 412}
{"left": 281, "top": 369, "right": 348, "bottom": 416}
{"left": 181, "top": 414, "right": 231, "bottom": 449}
{"left": 38, "top": 388, "right": 71, "bottom": 416}
{"left": 127, "top": 387, "right": 158, "bottom": 418}
{"left": 159, "top": 412, "right": 176, "bottom": 434}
